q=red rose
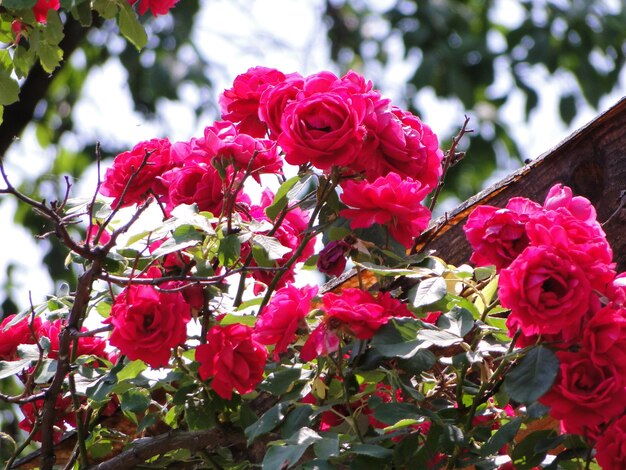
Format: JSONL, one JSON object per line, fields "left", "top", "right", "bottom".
{"left": 595, "top": 415, "right": 626, "bottom": 470}
{"left": 499, "top": 245, "right": 593, "bottom": 338}
{"left": 219, "top": 66, "right": 287, "bottom": 138}
{"left": 129, "top": 0, "right": 178, "bottom": 16}
{"left": 464, "top": 197, "right": 541, "bottom": 270}
{"left": 253, "top": 284, "right": 317, "bottom": 361}
{"left": 317, "top": 240, "right": 351, "bottom": 277}
{"left": 362, "top": 102, "right": 444, "bottom": 189}
{"left": 19, "top": 396, "right": 75, "bottom": 443}
{"left": 278, "top": 90, "right": 367, "bottom": 171}
{"left": 32, "top": 0, "right": 59, "bottom": 23}
{"left": 100, "top": 138, "right": 172, "bottom": 208}
{"left": 540, "top": 349, "right": 626, "bottom": 436}
{"left": 196, "top": 323, "right": 267, "bottom": 400}
{"left": 37, "top": 319, "right": 107, "bottom": 360}
{"left": 323, "top": 288, "right": 389, "bottom": 339}
{"left": 105, "top": 285, "right": 190, "bottom": 368}
{"left": 339, "top": 172, "right": 431, "bottom": 248}
{"left": 300, "top": 322, "right": 340, "bottom": 362}
{"left": 0, "top": 314, "right": 41, "bottom": 360}
{"left": 582, "top": 303, "right": 626, "bottom": 374}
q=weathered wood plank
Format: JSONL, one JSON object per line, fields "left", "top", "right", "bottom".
{"left": 416, "top": 96, "right": 626, "bottom": 271}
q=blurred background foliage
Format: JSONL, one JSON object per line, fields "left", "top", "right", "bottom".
{"left": 1, "top": 0, "right": 626, "bottom": 312}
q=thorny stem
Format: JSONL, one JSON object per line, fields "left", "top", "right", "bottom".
{"left": 3, "top": 417, "right": 41, "bottom": 470}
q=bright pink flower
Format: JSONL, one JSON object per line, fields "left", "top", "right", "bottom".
{"left": 196, "top": 323, "right": 267, "bottom": 400}
{"left": 19, "top": 396, "right": 75, "bottom": 443}
{"left": 37, "top": 319, "right": 107, "bottom": 360}
{"left": 543, "top": 183, "right": 597, "bottom": 224}
{"left": 105, "top": 285, "right": 190, "bottom": 368}
{"left": 129, "top": 0, "right": 178, "bottom": 16}
{"left": 220, "top": 67, "right": 287, "bottom": 138}
{"left": 376, "top": 291, "right": 413, "bottom": 318}
{"left": 100, "top": 138, "right": 172, "bottom": 208}
{"left": 0, "top": 314, "right": 41, "bottom": 361}
{"left": 499, "top": 245, "right": 593, "bottom": 338}
{"left": 258, "top": 73, "right": 304, "bottom": 137}
{"left": 323, "top": 288, "right": 389, "bottom": 339}
{"left": 339, "top": 173, "right": 431, "bottom": 248}
{"left": 201, "top": 121, "right": 282, "bottom": 181}
{"left": 540, "top": 349, "right": 626, "bottom": 436}
{"left": 607, "top": 273, "right": 626, "bottom": 306}
{"left": 278, "top": 84, "right": 367, "bottom": 171}
{"left": 582, "top": 303, "right": 626, "bottom": 374}
{"left": 362, "top": 102, "right": 444, "bottom": 188}
{"left": 464, "top": 197, "right": 542, "bottom": 269}
{"left": 595, "top": 415, "right": 626, "bottom": 470}
{"left": 317, "top": 240, "right": 351, "bottom": 277}
{"left": 526, "top": 205, "right": 615, "bottom": 290}
{"left": 33, "top": 0, "right": 59, "bottom": 23}
{"left": 253, "top": 284, "right": 318, "bottom": 360}
{"left": 300, "top": 322, "right": 340, "bottom": 362}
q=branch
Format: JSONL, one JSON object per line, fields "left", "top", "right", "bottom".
{"left": 87, "top": 427, "right": 245, "bottom": 470}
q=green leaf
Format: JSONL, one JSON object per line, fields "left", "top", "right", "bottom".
{"left": 0, "top": 70, "right": 19, "bottom": 106}
{"left": 245, "top": 402, "right": 289, "bottom": 445}
{"left": 38, "top": 42, "right": 63, "bottom": 73}
{"left": 252, "top": 235, "right": 291, "bottom": 261}
{"left": 259, "top": 367, "right": 313, "bottom": 395}
{"left": 314, "top": 434, "right": 340, "bottom": 459}
{"left": 262, "top": 443, "right": 309, "bottom": 470}
{"left": 116, "top": 359, "right": 147, "bottom": 382}
{"left": 71, "top": 0, "right": 94, "bottom": 26}
{"left": 417, "top": 328, "right": 463, "bottom": 347}
{"left": 265, "top": 175, "right": 300, "bottom": 220}
{"left": 407, "top": 277, "right": 447, "bottom": 308}
{"left": 372, "top": 402, "right": 424, "bottom": 425}
{"left": 120, "top": 387, "right": 151, "bottom": 414}
{"left": 353, "top": 261, "right": 426, "bottom": 277}
{"left": 504, "top": 346, "right": 559, "bottom": 404}
{"left": 2, "top": 0, "right": 37, "bottom": 8}
{"left": 439, "top": 306, "right": 474, "bottom": 337}
{"left": 185, "top": 401, "right": 216, "bottom": 431}
{"left": 480, "top": 416, "right": 523, "bottom": 456}
{"left": 351, "top": 444, "right": 393, "bottom": 459}
{"left": 0, "top": 432, "right": 17, "bottom": 459}
{"left": 117, "top": 1, "right": 148, "bottom": 50}
{"left": 44, "top": 10, "right": 64, "bottom": 45}
{"left": 511, "top": 429, "right": 557, "bottom": 470}
{"left": 218, "top": 234, "right": 242, "bottom": 266}
{"left": 0, "top": 358, "right": 32, "bottom": 379}
{"left": 34, "top": 359, "right": 58, "bottom": 384}
{"left": 219, "top": 314, "right": 257, "bottom": 327}
{"left": 281, "top": 405, "right": 314, "bottom": 439}
{"left": 60, "top": 0, "right": 90, "bottom": 8}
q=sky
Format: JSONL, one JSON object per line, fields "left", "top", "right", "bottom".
{"left": 1, "top": 0, "right": 626, "bottom": 311}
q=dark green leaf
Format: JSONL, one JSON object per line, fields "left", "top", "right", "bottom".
{"left": 439, "top": 306, "right": 474, "bottom": 337}
{"left": 351, "top": 444, "right": 393, "bottom": 459}
{"left": 2, "top": 0, "right": 37, "bottom": 8}
{"left": 281, "top": 405, "right": 314, "bottom": 439}
{"left": 480, "top": 417, "right": 523, "bottom": 456}
{"left": 44, "top": 10, "right": 64, "bottom": 45}
{"left": 511, "top": 429, "right": 557, "bottom": 470}
{"left": 371, "top": 402, "right": 424, "bottom": 425}
{"left": 245, "top": 402, "right": 289, "bottom": 444}
{"left": 185, "top": 401, "right": 216, "bottom": 430}
{"left": 120, "top": 388, "right": 151, "bottom": 414}
{"left": 417, "top": 328, "right": 463, "bottom": 347}
{"left": 262, "top": 444, "right": 309, "bottom": 470}
{"left": 116, "top": 359, "right": 147, "bottom": 382}
{"left": 314, "top": 434, "right": 340, "bottom": 459}
{"left": 0, "top": 358, "right": 32, "bottom": 379}
{"left": 504, "top": 346, "right": 559, "bottom": 404}
{"left": 259, "top": 367, "right": 313, "bottom": 395}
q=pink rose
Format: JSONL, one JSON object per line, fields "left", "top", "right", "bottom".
{"left": 595, "top": 415, "right": 626, "bottom": 470}
{"left": 100, "top": 138, "right": 172, "bottom": 208}
{"left": 129, "top": 0, "right": 179, "bottom": 16}
{"left": 362, "top": 102, "right": 444, "bottom": 188}
{"left": 339, "top": 172, "right": 431, "bottom": 248}
{"left": 582, "top": 303, "right": 626, "bottom": 374}
{"left": 0, "top": 314, "right": 41, "bottom": 360}
{"left": 253, "top": 284, "right": 318, "bottom": 360}
{"left": 499, "top": 245, "right": 593, "bottom": 337}
{"left": 219, "top": 66, "right": 287, "bottom": 138}
{"left": 37, "top": 319, "right": 107, "bottom": 360}
{"left": 323, "top": 288, "right": 389, "bottom": 339}
{"left": 464, "top": 197, "right": 541, "bottom": 269}
{"left": 105, "top": 285, "right": 190, "bottom": 368}
{"left": 258, "top": 73, "right": 304, "bottom": 138}
{"left": 278, "top": 89, "right": 367, "bottom": 171}
{"left": 300, "top": 322, "right": 340, "bottom": 362}
{"left": 543, "top": 183, "right": 597, "bottom": 224}
{"left": 540, "top": 349, "right": 626, "bottom": 436}
{"left": 196, "top": 323, "right": 267, "bottom": 399}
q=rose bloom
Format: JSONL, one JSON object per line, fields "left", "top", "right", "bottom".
{"left": 100, "top": 138, "right": 172, "bottom": 208}
{"left": 323, "top": 288, "right": 390, "bottom": 339}
{"left": 219, "top": 66, "right": 287, "bottom": 138}
{"left": 543, "top": 183, "right": 598, "bottom": 225}
{"left": 32, "top": 0, "right": 59, "bottom": 23}
{"left": 339, "top": 172, "right": 432, "bottom": 248}
{"left": 129, "top": 0, "right": 178, "bottom": 16}
{"left": 499, "top": 245, "right": 593, "bottom": 338}
{"left": 196, "top": 323, "right": 267, "bottom": 400}
{"left": 105, "top": 285, "right": 190, "bottom": 368}
{"left": 464, "top": 197, "right": 542, "bottom": 270}
{"left": 540, "top": 349, "right": 626, "bottom": 436}
{"left": 582, "top": 303, "right": 626, "bottom": 374}
{"left": 0, "top": 314, "right": 41, "bottom": 360}
{"left": 253, "top": 284, "right": 318, "bottom": 361}
{"left": 300, "top": 322, "right": 340, "bottom": 362}
{"left": 526, "top": 206, "right": 615, "bottom": 290}
{"left": 278, "top": 88, "right": 367, "bottom": 171}
{"left": 317, "top": 240, "right": 351, "bottom": 277}
{"left": 19, "top": 396, "right": 75, "bottom": 443}
{"left": 361, "top": 102, "right": 444, "bottom": 189}
{"left": 37, "top": 319, "right": 107, "bottom": 360}
{"left": 595, "top": 415, "right": 626, "bottom": 470}
{"left": 258, "top": 73, "right": 304, "bottom": 138}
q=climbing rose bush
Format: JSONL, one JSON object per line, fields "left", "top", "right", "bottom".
{"left": 1, "top": 65, "right": 624, "bottom": 470}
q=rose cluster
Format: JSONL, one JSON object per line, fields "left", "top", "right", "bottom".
{"left": 464, "top": 184, "right": 626, "bottom": 467}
